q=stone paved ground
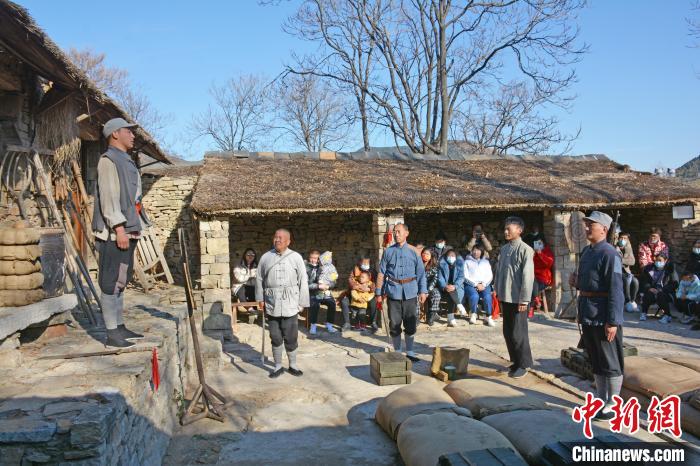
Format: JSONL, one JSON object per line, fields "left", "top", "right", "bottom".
{"left": 163, "top": 310, "right": 700, "bottom": 466}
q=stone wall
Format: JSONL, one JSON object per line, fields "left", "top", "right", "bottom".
{"left": 0, "top": 304, "right": 194, "bottom": 465}
{"left": 228, "top": 213, "right": 376, "bottom": 281}
{"left": 142, "top": 173, "right": 199, "bottom": 284}
{"left": 199, "top": 217, "right": 232, "bottom": 331}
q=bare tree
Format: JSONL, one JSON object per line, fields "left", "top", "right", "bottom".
{"left": 272, "top": 73, "right": 351, "bottom": 151}
{"left": 690, "top": 1, "right": 700, "bottom": 46}
{"left": 298, "top": 0, "right": 586, "bottom": 155}
{"left": 67, "top": 48, "right": 168, "bottom": 140}
{"left": 284, "top": 0, "right": 378, "bottom": 150}
{"left": 189, "top": 75, "right": 270, "bottom": 151}
{"left": 452, "top": 81, "right": 579, "bottom": 154}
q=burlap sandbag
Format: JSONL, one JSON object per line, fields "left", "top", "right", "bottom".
{"left": 397, "top": 412, "right": 522, "bottom": 466}
{"left": 0, "top": 260, "right": 41, "bottom": 275}
{"left": 375, "top": 379, "right": 471, "bottom": 440}
{"left": 444, "top": 378, "right": 548, "bottom": 419}
{"left": 0, "top": 272, "right": 43, "bottom": 290}
{"left": 624, "top": 356, "right": 700, "bottom": 401}
{"left": 482, "top": 409, "right": 605, "bottom": 464}
{"left": 0, "top": 228, "right": 41, "bottom": 245}
{"left": 664, "top": 357, "right": 700, "bottom": 374}
{"left": 0, "top": 289, "right": 44, "bottom": 307}
{"left": 0, "top": 245, "right": 42, "bottom": 261}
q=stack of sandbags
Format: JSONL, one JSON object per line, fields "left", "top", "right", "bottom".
{"left": 397, "top": 412, "right": 524, "bottom": 466}
{"left": 443, "top": 378, "right": 549, "bottom": 419}
{"left": 0, "top": 222, "right": 44, "bottom": 307}
{"left": 375, "top": 379, "right": 471, "bottom": 440}
{"left": 622, "top": 356, "right": 700, "bottom": 438}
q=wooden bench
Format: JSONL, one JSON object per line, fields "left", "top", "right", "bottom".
{"left": 231, "top": 301, "right": 259, "bottom": 332}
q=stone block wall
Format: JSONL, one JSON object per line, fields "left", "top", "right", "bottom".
{"left": 142, "top": 173, "right": 199, "bottom": 283}
{"left": 228, "top": 213, "right": 376, "bottom": 281}
{"left": 372, "top": 212, "right": 404, "bottom": 265}
{"left": 199, "top": 218, "right": 232, "bottom": 331}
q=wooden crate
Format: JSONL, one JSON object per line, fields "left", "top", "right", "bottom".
{"left": 439, "top": 448, "right": 526, "bottom": 466}
{"left": 370, "top": 352, "right": 411, "bottom": 386}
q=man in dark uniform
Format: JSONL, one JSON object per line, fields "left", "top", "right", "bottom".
{"left": 376, "top": 223, "right": 428, "bottom": 362}
{"left": 569, "top": 211, "right": 625, "bottom": 419}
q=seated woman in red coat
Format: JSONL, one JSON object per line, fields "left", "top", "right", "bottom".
{"left": 531, "top": 237, "right": 554, "bottom": 312}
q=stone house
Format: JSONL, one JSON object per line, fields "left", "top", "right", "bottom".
{"left": 140, "top": 150, "right": 700, "bottom": 331}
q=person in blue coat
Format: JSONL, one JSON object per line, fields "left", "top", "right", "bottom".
{"left": 569, "top": 211, "right": 625, "bottom": 420}
{"left": 438, "top": 249, "right": 466, "bottom": 327}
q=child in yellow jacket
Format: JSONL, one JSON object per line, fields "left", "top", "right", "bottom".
{"left": 350, "top": 271, "right": 374, "bottom": 329}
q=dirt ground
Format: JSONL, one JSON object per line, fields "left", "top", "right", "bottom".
{"left": 162, "top": 310, "right": 700, "bottom": 466}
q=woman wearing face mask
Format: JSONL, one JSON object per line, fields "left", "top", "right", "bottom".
{"left": 421, "top": 248, "right": 442, "bottom": 326}
{"left": 339, "top": 256, "right": 379, "bottom": 333}
{"left": 638, "top": 252, "right": 678, "bottom": 323}
{"left": 429, "top": 232, "right": 452, "bottom": 261}
{"left": 530, "top": 237, "right": 554, "bottom": 315}
{"left": 638, "top": 227, "right": 669, "bottom": 269}
{"left": 463, "top": 245, "right": 495, "bottom": 326}
{"left": 616, "top": 232, "right": 639, "bottom": 312}
{"left": 438, "top": 249, "right": 466, "bottom": 327}
{"left": 686, "top": 240, "right": 700, "bottom": 278}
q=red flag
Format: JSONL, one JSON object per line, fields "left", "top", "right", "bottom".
{"left": 151, "top": 347, "right": 160, "bottom": 391}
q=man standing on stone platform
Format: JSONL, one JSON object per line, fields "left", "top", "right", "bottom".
{"left": 376, "top": 223, "right": 428, "bottom": 362}
{"left": 494, "top": 216, "right": 535, "bottom": 379}
{"left": 256, "top": 229, "right": 309, "bottom": 378}
{"left": 92, "top": 118, "right": 149, "bottom": 348}
{"left": 569, "top": 211, "right": 625, "bottom": 420}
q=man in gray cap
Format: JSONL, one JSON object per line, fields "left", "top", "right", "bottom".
{"left": 92, "top": 118, "right": 150, "bottom": 347}
{"left": 569, "top": 211, "right": 625, "bottom": 419}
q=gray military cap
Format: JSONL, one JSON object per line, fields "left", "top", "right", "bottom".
{"left": 583, "top": 211, "right": 613, "bottom": 229}
{"left": 102, "top": 118, "right": 137, "bottom": 139}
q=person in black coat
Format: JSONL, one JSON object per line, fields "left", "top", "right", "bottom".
{"left": 638, "top": 252, "right": 678, "bottom": 323}
{"left": 686, "top": 239, "right": 700, "bottom": 277}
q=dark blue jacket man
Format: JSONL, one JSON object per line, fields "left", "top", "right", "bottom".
{"left": 438, "top": 251, "right": 466, "bottom": 325}
{"left": 376, "top": 223, "right": 427, "bottom": 362}
{"left": 570, "top": 211, "right": 625, "bottom": 420}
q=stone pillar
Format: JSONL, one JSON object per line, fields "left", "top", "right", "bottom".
{"left": 372, "top": 212, "right": 405, "bottom": 266}
{"left": 544, "top": 209, "right": 582, "bottom": 318}
{"left": 199, "top": 217, "right": 231, "bottom": 330}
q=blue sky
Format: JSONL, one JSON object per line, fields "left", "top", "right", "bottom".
{"left": 19, "top": 0, "right": 700, "bottom": 171}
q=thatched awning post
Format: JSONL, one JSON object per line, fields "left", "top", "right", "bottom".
{"left": 199, "top": 217, "right": 232, "bottom": 334}
{"left": 372, "top": 212, "right": 405, "bottom": 266}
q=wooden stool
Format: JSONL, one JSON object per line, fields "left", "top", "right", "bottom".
{"left": 231, "top": 301, "right": 259, "bottom": 333}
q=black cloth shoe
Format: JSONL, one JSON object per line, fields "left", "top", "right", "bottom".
{"left": 594, "top": 410, "right": 615, "bottom": 421}
{"left": 406, "top": 354, "right": 420, "bottom": 363}
{"left": 118, "top": 324, "right": 144, "bottom": 340}
{"left": 498, "top": 364, "right": 516, "bottom": 374}
{"left": 105, "top": 329, "right": 134, "bottom": 348}
{"left": 509, "top": 367, "right": 528, "bottom": 379}
{"left": 269, "top": 367, "right": 285, "bottom": 378}
{"left": 288, "top": 367, "right": 303, "bottom": 377}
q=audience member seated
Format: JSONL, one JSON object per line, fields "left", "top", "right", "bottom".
{"left": 687, "top": 239, "right": 700, "bottom": 277}
{"left": 306, "top": 250, "right": 339, "bottom": 335}
{"left": 523, "top": 224, "right": 544, "bottom": 248}
{"left": 421, "top": 248, "right": 441, "bottom": 326}
{"left": 349, "top": 271, "right": 375, "bottom": 330}
{"left": 340, "top": 256, "right": 379, "bottom": 333}
{"left": 616, "top": 232, "right": 639, "bottom": 312}
{"left": 232, "top": 248, "right": 257, "bottom": 310}
{"left": 676, "top": 270, "right": 700, "bottom": 326}
{"left": 531, "top": 237, "right": 554, "bottom": 314}
{"left": 639, "top": 252, "right": 678, "bottom": 323}
{"left": 438, "top": 249, "right": 466, "bottom": 327}
{"left": 429, "top": 231, "right": 452, "bottom": 260}
{"left": 463, "top": 245, "right": 495, "bottom": 327}
{"left": 638, "top": 227, "right": 669, "bottom": 269}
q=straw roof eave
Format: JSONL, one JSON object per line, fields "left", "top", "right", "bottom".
{"left": 0, "top": 0, "right": 170, "bottom": 164}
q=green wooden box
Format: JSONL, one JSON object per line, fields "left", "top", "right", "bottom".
{"left": 370, "top": 352, "right": 412, "bottom": 385}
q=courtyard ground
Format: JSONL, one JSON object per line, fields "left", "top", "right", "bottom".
{"left": 162, "top": 309, "right": 700, "bottom": 465}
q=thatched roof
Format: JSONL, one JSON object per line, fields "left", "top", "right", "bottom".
{"left": 0, "top": 0, "right": 169, "bottom": 164}
{"left": 191, "top": 152, "right": 700, "bottom": 215}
